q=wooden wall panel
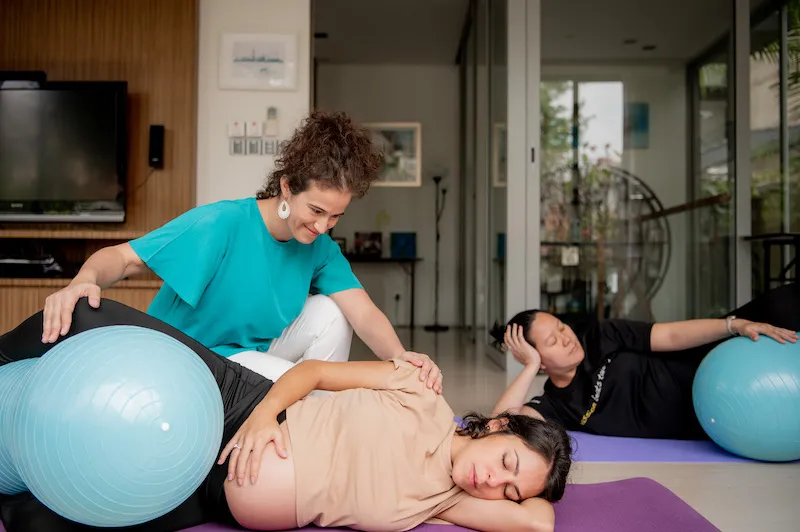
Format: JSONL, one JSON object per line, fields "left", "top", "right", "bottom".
{"left": 0, "top": 286, "right": 159, "bottom": 334}
{"left": 0, "top": 0, "right": 198, "bottom": 234}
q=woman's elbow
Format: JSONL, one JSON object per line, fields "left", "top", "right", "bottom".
{"left": 527, "top": 512, "right": 554, "bottom": 532}
{"left": 522, "top": 498, "right": 555, "bottom": 532}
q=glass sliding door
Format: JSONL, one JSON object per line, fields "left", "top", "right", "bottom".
{"left": 688, "top": 42, "right": 736, "bottom": 318}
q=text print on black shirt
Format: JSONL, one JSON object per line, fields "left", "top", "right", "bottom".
{"left": 580, "top": 360, "right": 609, "bottom": 425}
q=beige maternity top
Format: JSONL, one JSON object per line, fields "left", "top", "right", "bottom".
{"left": 285, "top": 359, "right": 468, "bottom": 531}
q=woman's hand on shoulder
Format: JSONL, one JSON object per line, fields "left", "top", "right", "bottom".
{"left": 217, "top": 407, "right": 288, "bottom": 486}
{"left": 396, "top": 351, "right": 443, "bottom": 394}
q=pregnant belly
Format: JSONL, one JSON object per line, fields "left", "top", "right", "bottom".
{"left": 225, "top": 422, "right": 298, "bottom": 530}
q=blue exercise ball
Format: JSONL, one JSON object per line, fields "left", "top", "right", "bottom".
{"left": 0, "top": 358, "right": 39, "bottom": 495}
{"left": 11, "top": 325, "right": 224, "bottom": 527}
{"left": 693, "top": 334, "right": 800, "bottom": 462}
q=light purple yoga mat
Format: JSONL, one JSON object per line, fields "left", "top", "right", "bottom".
{"left": 171, "top": 477, "right": 717, "bottom": 532}
{"left": 568, "top": 431, "right": 752, "bottom": 463}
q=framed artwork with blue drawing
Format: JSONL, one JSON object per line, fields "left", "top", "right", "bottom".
{"left": 218, "top": 33, "right": 297, "bottom": 90}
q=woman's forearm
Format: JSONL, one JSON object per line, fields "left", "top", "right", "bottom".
{"left": 492, "top": 362, "right": 541, "bottom": 416}
{"left": 352, "top": 305, "right": 406, "bottom": 361}
{"left": 257, "top": 361, "right": 322, "bottom": 418}
{"left": 651, "top": 319, "right": 736, "bottom": 352}
{"left": 70, "top": 244, "right": 141, "bottom": 289}
{"left": 256, "top": 359, "right": 396, "bottom": 419}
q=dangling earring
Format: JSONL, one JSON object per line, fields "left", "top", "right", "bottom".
{"left": 277, "top": 199, "right": 291, "bottom": 220}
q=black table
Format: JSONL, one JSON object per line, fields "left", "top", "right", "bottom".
{"left": 744, "top": 233, "right": 800, "bottom": 292}
{"left": 345, "top": 255, "right": 422, "bottom": 328}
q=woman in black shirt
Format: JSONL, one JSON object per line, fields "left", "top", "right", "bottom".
{"left": 493, "top": 283, "right": 799, "bottom": 440}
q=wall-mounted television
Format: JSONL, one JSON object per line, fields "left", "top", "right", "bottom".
{"left": 0, "top": 80, "right": 127, "bottom": 222}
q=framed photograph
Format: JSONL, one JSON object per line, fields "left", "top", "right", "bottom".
{"left": 246, "top": 138, "right": 262, "bottom": 155}
{"left": 365, "top": 122, "right": 421, "bottom": 187}
{"left": 218, "top": 33, "right": 297, "bottom": 90}
{"left": 353, "top": 232, "right": 383, "bottom": 257}
{"left": 492, "top": 122, "right": 507, "bottom": 187}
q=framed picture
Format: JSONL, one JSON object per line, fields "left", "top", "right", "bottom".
{"left": 365, "top": 122, "right": 421, "bottom": 187}
{"left": 492, "top": 122, "right": 507, "bottom": 187}
{"left": 353, "top": 232, "right": 383, "bottom": 257}
{"left": 218, "top": 33, "right": 297, "bottom": 90}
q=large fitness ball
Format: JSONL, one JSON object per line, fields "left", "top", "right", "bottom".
{"left": 692, "top": 335, "right": 800, "bottom": 462}
{"left": 11, "top": 325, "right": 225, "bottom": 527}
{"left": 0, "top": 358, "right": 39, "bottom": 495}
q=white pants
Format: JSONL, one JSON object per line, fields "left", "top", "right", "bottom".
{"left": 229, "top": 295, "right": 353, "bottom": 383}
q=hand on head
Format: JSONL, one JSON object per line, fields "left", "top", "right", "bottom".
{"left": 504, "top": 324, "right": 542, "bottom": 368}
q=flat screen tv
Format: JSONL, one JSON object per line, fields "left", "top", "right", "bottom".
{"left": 0, "top": 81, "right": 127, "bottom": 222}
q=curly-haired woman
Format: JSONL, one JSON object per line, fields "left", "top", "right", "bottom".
{"left": 37, "top": 111, "right": 444, "bottom": 391}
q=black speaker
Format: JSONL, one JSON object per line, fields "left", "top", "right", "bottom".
{"left": 148, "top": 125, "right": 165, "bottom": 169}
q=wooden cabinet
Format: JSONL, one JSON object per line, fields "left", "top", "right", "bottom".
{"left": 0, "top": 0, "right": 198, "bottom": 333}
{"left": 0, "top": 278, "right": 162, "bottom": 334}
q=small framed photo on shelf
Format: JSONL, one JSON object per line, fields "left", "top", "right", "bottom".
{"left": 353, "top": 232, "right": 383, "bottom": 257}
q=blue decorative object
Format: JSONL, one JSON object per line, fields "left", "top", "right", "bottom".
{"left": 692, "top": 335, "right": 800, "bottom": 462}
{"left": 10, "top": 326, "right": 225, "bottom": 526}
{"left": 391, "top": 232, "right": 417, "bottom": 259}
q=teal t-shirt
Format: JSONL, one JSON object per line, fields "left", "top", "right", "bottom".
{"left": 129, "top": 197, "right": 362, "bottom": 357}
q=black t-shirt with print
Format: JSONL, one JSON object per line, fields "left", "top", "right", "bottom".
{"left": 525, "top": 319, "right": 709, "bottom": 440}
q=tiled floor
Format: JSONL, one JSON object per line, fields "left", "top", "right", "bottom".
{"left": 352, "top": 328, "right": 800, "bottom": 532}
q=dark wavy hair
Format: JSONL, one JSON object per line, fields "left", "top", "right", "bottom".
{"left": 256, "top": 110, "right": 384, "bottom": 200}
{"left": 457, "top": 411, "right": 572, "bottom": 502}
{"left": 490, "top": 310, "right": 544, "bottom": 347}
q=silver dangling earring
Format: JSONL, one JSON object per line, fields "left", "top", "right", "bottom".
{"left": 277, "top": 199, "right": 291, "bottom": 220}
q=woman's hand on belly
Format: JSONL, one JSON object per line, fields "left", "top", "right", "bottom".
{"left": 225, "top": 423, "right": 298, "bottom": 531}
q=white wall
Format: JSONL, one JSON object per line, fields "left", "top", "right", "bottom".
{"left": 196, "top": 0, "right": 311, "bottom": 206}
{"left": 542, "top": 64, "right": 688, "bottom": 322}
{"left": 316, "top": 64, "right": 460, "bottom": 327}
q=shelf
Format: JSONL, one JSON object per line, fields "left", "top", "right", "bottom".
{"left": 0, "top": 230, "right": 145, "bottom": 240}
{"left": 0, "top": 278, "right": 162, "bottom": 289}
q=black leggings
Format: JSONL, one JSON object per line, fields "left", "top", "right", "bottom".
{"left": 0, "top": 298, "right": 282, "bottom": 532}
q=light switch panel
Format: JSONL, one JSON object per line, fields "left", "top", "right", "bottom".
{"left": 228, "top": 121, "right": 245, "bottom": 137}
{"left": 246, "top": 120, "right": 263, "bottom": 138}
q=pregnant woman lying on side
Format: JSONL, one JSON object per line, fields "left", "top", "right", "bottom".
{"left": 0, "top": 299, "right": 572, "bottom": 532}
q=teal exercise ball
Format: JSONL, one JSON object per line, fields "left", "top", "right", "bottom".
{"left": 692, "top": 335, "right": 800, "bottom": 462}
{"left": 0, "top": 358, "right": 39, "bottom": 495}
{"left": 11, "top": 325, "right": 225, "bottom": 527}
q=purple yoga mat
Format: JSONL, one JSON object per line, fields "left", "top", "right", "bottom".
{"left": 172, "top": 477, "right": 717, "bottom": 532}
{"left": 568, "top": 431, "right": 752, "bottom": 463}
